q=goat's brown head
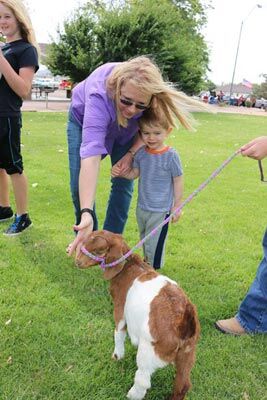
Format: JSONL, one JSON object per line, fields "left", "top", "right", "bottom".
{"left": 75, "top": 230, "right": 129, "bottom": 280}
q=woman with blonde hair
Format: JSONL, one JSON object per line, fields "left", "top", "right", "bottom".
{"left": 0, "top": 0, "right": 39, "bottom": 235}
{"left": 67, "top": 55, "right": 204, "bottom": 255}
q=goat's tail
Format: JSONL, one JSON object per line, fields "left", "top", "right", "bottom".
{"left": 179, "top": 302, "right": 199, "bottom": 340}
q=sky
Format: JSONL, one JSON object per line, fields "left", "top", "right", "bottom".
{"left": 26, "top": 0, "right": 267, "bottom": 85}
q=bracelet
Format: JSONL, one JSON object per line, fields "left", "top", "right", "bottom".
{"left": 80, "top": 208, "right": 95, "bottom": 216}
{"left": 80, "top": 208, "right": 97, "bottom": 228}
{"left": 128, "top": 149, "right": 136, "bottom": 157}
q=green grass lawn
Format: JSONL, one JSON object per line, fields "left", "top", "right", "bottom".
{"left": 0, "top": 111, "right": 266, "bottom": 400}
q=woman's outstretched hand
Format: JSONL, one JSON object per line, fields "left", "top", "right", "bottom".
{"left": 67, "top": 213, "right": 94, "bottom": 256}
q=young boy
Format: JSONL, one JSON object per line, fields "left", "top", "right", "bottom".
{"left": 112, "top": 109, "right": 183, "bottom": 269}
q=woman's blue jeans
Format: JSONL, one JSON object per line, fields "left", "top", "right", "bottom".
{"left": 67, "top": 111, "right": 134, "bottom": 233}
{"left": 236, "top": 228, "right": 267, "bottom": 333}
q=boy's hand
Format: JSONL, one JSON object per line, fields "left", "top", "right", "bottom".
{"left": 171, "top": 208, "right": 182, "bottom": 223}
{"left": 111, "top": 152, "right": 134, "bottom": 177}
{"left": 111, "top": 164, "right": 122, "bottom": 177}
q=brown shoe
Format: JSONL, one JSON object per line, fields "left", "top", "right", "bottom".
{"left": 215, "top": 317, "right": 247, "bottom": 335}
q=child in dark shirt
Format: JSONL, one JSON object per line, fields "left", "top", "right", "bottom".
{"left": 0, "top": 0, "right": 39, "bottom": 235}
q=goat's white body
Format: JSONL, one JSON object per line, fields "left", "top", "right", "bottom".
{"left": 125, "top": 275, "right": 176, "bottom": 346}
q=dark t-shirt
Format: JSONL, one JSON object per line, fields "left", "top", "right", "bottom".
{"left": 0, "top": 39, "right": 39, "bottom": 117}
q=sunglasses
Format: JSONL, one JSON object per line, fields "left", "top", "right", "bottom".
{"left": 119, "top": 97, "right": 149, "bottom": 110}
{"left": 258, "top": 160, "right": 267, "bottom": 183}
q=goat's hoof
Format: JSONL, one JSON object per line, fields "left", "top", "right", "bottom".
{"left": 112, "top": 351, "right": 124, "bottom": 360}
{"left": 126, "top": 388, "right": 136, "bottom": 400}
{"left": 127, "top": 386, "right": 145, "bottom": 400}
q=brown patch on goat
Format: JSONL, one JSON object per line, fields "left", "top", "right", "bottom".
{"left": 138, "top": 269, "right": 158, "bottom": 282}
{"left": 149, "top": 282, "right": 200, "bottom": 400}
{"left": 149, "top": 282, "right": 199, "bottom": 361}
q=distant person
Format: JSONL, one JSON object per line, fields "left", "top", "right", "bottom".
{"left": 67, "top": 56, "right": 205, "bottom": 256}
{"left": 112, "top": 108, "right": 183, "bottom": 269}
{"left": 0, "top": 0, "right": 39, "bottom": 235}
{"left": 217, "top": 90, "right": 224, "bottom": 102}
{"left": 238, "top": 94, "right": 245, "bottom": 107}
{"left": 215, "top": 136, "right": 267, "bottom": 335}
{"left": 250, "top": 95, "right": 256, "bottom": 108}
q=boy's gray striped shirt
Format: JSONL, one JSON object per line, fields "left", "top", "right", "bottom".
{"left": 133, "top": 146, "right": 183, "bottom": 212}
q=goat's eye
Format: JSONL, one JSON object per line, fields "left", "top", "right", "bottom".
{"left": 89, "top": 250, "right": 101, "bottom": 256}
{"left": 95, "top": 250, "right": 104, "bottom": 255}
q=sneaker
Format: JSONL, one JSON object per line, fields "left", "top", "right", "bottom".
{"left": 4, "top": 213, "right": 32, "bottom": 236}
{"left": 0, "top": 206, "right": 14, "bottom": 222}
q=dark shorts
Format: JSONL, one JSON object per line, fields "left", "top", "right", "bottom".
{"left": 0, "top": 116, "right": 23, "bottom": 175}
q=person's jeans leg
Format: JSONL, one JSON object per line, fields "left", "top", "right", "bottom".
{"left": 67, "top": 111, "right": 99, "bottom": 230}
{"left": 67, "top": 114, "right": 98, "bottom": 229}
{"left": 103, "top": 139, "right": 134, "bottom": 233}
{"left": 67, "top": 111, "right": 81, "bottom": 225}
{"left": 236, "top": 228, "right": 267, "bottom": 333}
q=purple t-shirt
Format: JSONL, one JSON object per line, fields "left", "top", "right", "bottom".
{"left": 71, "top": 63, "right": 142, "bottom": 159}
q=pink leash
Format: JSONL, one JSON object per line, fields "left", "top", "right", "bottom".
{"left": 81, "top": 149, "right": 241, "bottom": 268}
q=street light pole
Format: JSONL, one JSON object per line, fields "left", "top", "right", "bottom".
{"left": 229, "top": 4, "right": 262, "bottom": 100}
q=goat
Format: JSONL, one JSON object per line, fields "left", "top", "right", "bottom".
{"left": 75, "top": 230, "right": 200, "bottom": 400}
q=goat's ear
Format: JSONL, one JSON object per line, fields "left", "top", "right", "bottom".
{"left": 103, "top": 235, "right": 125, "bottom": 280}
{"left": 103, "top": 262, "right": 125, "bottom": 280}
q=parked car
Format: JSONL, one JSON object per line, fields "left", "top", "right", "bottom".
{"left": 254, "top": 98, "right": 267, "bottom": 109}
{"left": 59, "top": 79, "right": 72, "bottom": 90}
{"left": 222, "top": 95, "right": 230, "bottom": 104}
{"left": 32, "top": 78, "right": 59, "bottom": 90}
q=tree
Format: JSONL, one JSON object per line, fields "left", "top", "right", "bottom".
{"left": 170, "top": 0, "right": 210, "bottom": 37}
{"left": 201, "top": 79, "right": 216, "bottom": 92}
{"left": 253, "top": 74, "right": 267, "bottom": 99}
{"left": 48, "top": 11, "right": 99, "bottom": 83}
{"left": 47, "top": 0, "right": 209, "bottom": 94}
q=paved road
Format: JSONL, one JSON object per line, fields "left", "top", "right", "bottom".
{"left": 22, "top": 89, "right": 70, "bottom": 112}
{"left": 213, "top": 104, "right": 267, "bottom": 117}
{"left": 22, "top": 99, "right": 70, "bottom": 112}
